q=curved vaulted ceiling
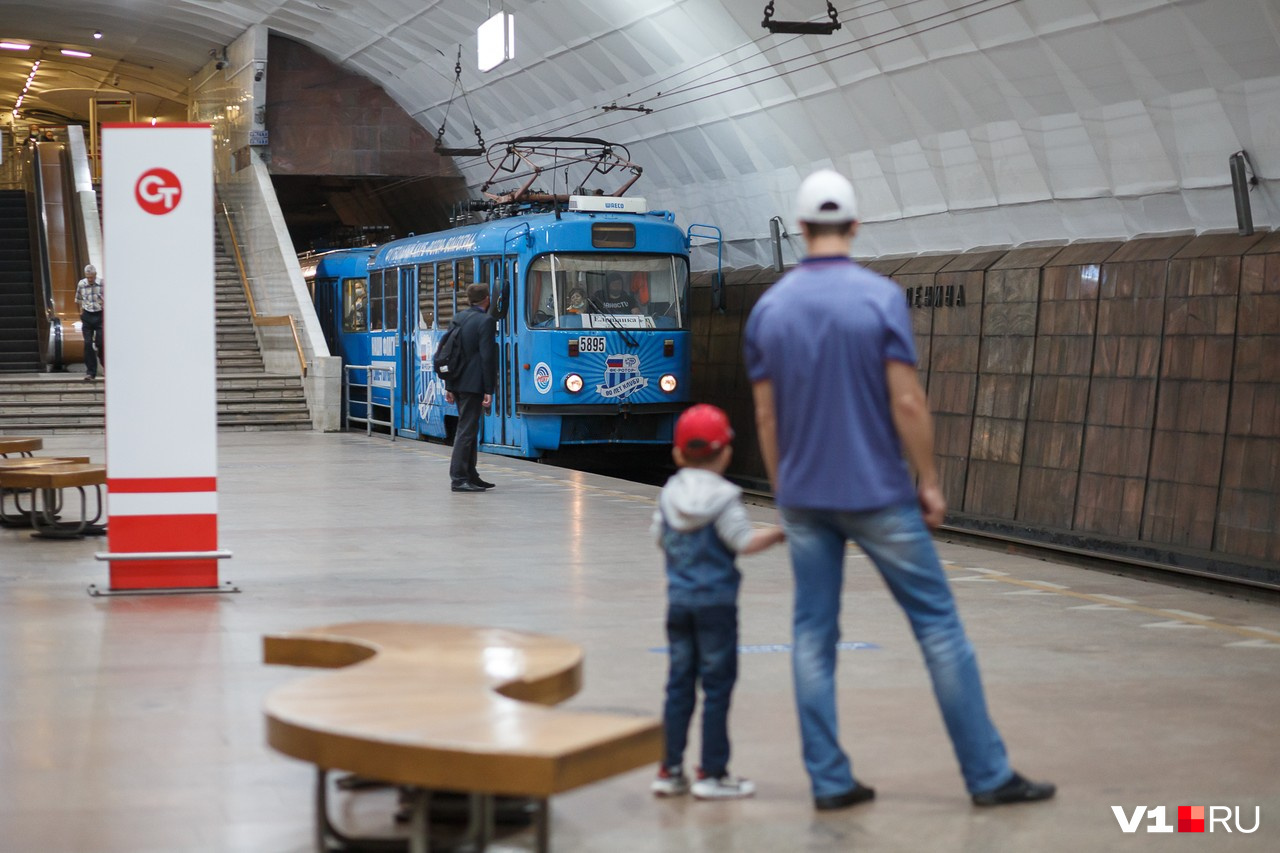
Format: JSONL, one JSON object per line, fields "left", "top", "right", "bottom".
{"left": 3, "top": 0, "right": 1278, "bottom": 265}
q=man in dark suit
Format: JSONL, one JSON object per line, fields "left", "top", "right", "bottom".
{"left": 445, "top": 283, "right": 498, "bottom": 492}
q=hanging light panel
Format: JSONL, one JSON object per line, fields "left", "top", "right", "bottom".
{"left": 477, "top": 10, "right": 515, "bottom": 72}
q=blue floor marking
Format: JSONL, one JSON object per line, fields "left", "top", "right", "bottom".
{"left": 649, "top": 641, "right": 879, "bottom": 654}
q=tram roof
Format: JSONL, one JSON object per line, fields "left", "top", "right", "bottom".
{"left": 369, "top": 208, "right": 684, "bottom": 269}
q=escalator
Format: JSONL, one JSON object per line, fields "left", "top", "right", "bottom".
{"left": 0, "top": 136, "right": 94, "bottom": 373}
{"left": 0, "top": 189, "right": 41, "bottom": 371}
{"left": 33, "top": 137, "right": 90, "bottom": 370}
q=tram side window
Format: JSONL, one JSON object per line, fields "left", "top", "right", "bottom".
{"left": 384, "top": 267, "right": 400, "bottom": 331}
{"left": 435, "top": 262, "right": 456, "bottom": 328}
{"left": 418, "top": 263, "right": 434, "bottom": 328}
{"left": 369, "top": 270, "right": 384, "bottom": 331}
{"left": 342, "top": 278, "right": 368, "bottom": 333}
{"left": 457, "top": 258, "right": 475, "bottom": 304}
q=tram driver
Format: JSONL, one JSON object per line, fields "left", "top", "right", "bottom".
{"left": 598, "top": 272, "right": 640, "bottom": 314}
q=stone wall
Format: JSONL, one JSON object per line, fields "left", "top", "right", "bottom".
{"left": 265, "top": 36, "right": 446, "bottom": 179}
{"left": 689, "top": 231, "right": 1280, "bottom": 582}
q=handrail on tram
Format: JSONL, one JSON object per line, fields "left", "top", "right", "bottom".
{"left": 219, "top": 201, "right": 308, "bottom": 377}
{"left": 686, "top": 222, "right": 726, "bottom": 313}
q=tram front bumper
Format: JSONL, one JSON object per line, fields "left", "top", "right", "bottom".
{"left": 517, "top": 403, "right": 689, "bottom": 450}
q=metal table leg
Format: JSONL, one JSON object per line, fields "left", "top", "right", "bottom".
{"left": 30, "top": 484, "right": 106, "bottom": 539}
{"left": 314, "top": 768, "right": 408, "bottom": 853}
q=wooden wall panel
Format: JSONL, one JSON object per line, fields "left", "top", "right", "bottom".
{"left": 1017, "top": 265, "right": 1099, "bottom": 528}
{"left": 687, "top": 274, "right": 714, "bottom": 401}
{"left": 1218, "top": 252, "right": 1280, "bottom": 562}
{"left": 1074, "top": 260, "right": 1166, "bottom": 537}
{"left": 927, "top": 270, "right": 985, "bottom": 507}
{"left": 1142, "top": 257, "right": 1238, "bottom": 549}
{"left": 697, "top": 236, "right": 1279, "bottom": 576}
{"left": 895, "top": 255, "right": 953, "bottom": 394}
{"left": 732, "top": 277, "right": 776, "bottom": 475}
{"left": 965, "top": 267, "right": 1038, "bottom": 518}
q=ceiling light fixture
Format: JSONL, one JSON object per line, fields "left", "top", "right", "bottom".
{"left": 1, "top": 41, "right": 32, "bottom": 51}
{"left": 12, "top": 59, "right": 38, "bottom": 118}
{"left": 93, "top": 30, "right": 103, "bottom": 40}
{"left": 61, "top": 49, "right": 92, "bottom": 58}
{"left": 477, "top": 10, "right": 515, "bottom": 72}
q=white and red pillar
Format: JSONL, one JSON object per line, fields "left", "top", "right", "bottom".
{"left": 98, "top": 124, "right": 228, "bottom": 592}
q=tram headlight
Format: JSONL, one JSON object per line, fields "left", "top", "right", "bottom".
{"left": 660, "top": 373, "right": 678, "bottom": 393}
{"left": 565, "top": 373, "right": 584, "bottom": 393}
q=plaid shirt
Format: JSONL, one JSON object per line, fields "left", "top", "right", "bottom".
{"left": 76, "top": 277, "right": 104, "bottom": 312}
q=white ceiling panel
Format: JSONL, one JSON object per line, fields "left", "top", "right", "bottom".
{"left": 1, "top": 0, "right": 1276, "bottom": 266}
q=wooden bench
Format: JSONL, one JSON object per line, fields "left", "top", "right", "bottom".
{"left": 0, "top": 436, "right": 43, "bottom": 457}
{"left": 0, "top": 462, "right": 106, "bottom": 538}
{"left": 264, "top": 622, "right": 662, "bottom": 853}
{"left": 0, "top": 456, "right": 92, "bottom": 529}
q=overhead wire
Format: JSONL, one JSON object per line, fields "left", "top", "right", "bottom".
{"left": 555, "top": 0, "right": 1023, "bottom": 142}
{"left": 381, "top": 0, "right": 1022, "bottom": 192}
{"left": 453, "top": 0, "right": 962, "bottom": 148}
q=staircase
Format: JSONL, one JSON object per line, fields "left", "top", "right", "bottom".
{"left": 0, "top": 190, "right": 41, "bottom": 372}
{"left": 211, "top": 233, "right": 313, "bottom": 430}
{"left": 0, "top": 226, "right": 313, "bottom": 434}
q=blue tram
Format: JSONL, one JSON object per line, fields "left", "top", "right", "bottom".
{"left": 309, "top": 193, "right": 699, "bottom": 459}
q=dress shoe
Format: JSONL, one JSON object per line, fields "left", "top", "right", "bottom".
{"left": 451, "top": 482, "right": 487, "bottom": 493}
{"left": 971, "top": 771, "right": 1055, "bottom": 806}
{"left": 814, "top": 783, "right": 876, "bottom": 811}
{"left": 470, "top": 478, "right": 495, "bottom": 489}
{"left": 83, "top": 374, "right": 96, "bottom": 381}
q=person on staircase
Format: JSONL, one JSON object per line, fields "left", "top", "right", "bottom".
{"left": 75, "top": 264, "right": 104, "bottom": 381}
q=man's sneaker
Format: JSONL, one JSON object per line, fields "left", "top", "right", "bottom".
{"left": 650, "top": 766, "right": 689, "bottom": 797}
{"left": 971, "top": 771, "right": 1056, "bottom": 806}
{"left": 691, "top": 772, "right": 756, "bottom": 800}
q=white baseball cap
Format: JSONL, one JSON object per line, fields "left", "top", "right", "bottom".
{"left": 794, "top": 169, "right": 859, "bottom": 224}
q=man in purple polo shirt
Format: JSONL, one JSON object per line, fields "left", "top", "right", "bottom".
{"left": 743, "top": 169, "right": 1054, "bottom": 811}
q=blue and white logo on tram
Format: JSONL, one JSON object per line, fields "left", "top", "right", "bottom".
{"left": 534, "top": 362, "right": 553, "bottom": 394}
{"left": 597, "top": 353, "right": 648, "bottom": 398}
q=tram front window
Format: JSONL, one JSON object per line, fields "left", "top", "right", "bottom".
{"left": 526, "top": 254, "right": 688, "bottom": 330}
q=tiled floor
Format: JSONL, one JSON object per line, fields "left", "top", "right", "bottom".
{"left": 1, "top": 431, "right": 1277, "bottom": 852}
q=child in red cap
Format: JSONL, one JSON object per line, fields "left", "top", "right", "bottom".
{"left": 650, "top": 404, "right": 785, "bottom": 800}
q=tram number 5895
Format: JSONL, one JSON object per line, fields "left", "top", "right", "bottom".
{"left": 578, "top": 336, "right": 607, "bottom": 353}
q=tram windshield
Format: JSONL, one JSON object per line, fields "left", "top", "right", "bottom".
{"left": 526, "top": 253, "right": 688, "bottom": 330}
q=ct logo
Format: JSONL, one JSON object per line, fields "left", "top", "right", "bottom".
{"left": 135, "top": 168, "right": 183, "bottom": 215}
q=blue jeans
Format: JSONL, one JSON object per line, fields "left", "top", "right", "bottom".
{"left": 661, "top": 603, "right": 738, "bottom": 777}
{"left": 782, "top": 503, "right": 1010, "bottom": 797}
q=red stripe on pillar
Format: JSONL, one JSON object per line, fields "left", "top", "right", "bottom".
{"left": 108, "top": 514, "right": 219, "bottom": 590}
{"left": 107, "top": 477, "right": 217, "bottom": 493}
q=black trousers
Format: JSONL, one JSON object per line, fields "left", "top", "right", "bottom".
{"left": 81, "top": 310, "right": 104, "bottom": 376}
{"left": 449, "top": 392, "right": 484, "bottom": 486}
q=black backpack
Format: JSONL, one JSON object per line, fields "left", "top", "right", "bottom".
{"left": 432, "top": 317, "right": 465, "bottom": 380}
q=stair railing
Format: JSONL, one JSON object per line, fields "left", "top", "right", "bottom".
{"left": 218, "top": 201, "right": 308, "bottom": 377}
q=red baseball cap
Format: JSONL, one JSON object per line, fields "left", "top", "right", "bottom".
{"left": 674, "top": 404, "right": 734, "bottom": 458}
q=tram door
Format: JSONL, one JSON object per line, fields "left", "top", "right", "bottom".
{"left": 480, "top": 256, "right": 516, "bottom": 449}
{"left": 398, "top": 267, "right": 419, "bottom": 435}
{"left": 313, "top": 277, "right": 339, "bottom": 354}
